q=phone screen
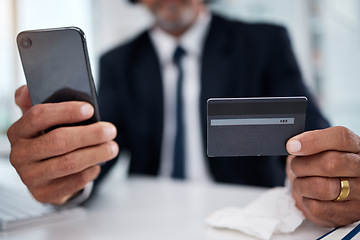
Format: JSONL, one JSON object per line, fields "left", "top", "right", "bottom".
{"left": 17, "top": 27, "right": 100, "bottom": 125}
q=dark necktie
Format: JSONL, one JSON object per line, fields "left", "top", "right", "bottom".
{"left": 172, "top": 46, "right": 186, "bottom": 179}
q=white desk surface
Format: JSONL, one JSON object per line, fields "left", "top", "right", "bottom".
{"left": 0, "top": 159, "right": 331, "bottom": 240}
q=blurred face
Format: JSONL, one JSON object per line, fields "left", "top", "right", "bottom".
{"left": 139, "top": 0, "right": 204, "bottom": 36}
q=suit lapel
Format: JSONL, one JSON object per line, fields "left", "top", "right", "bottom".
{"left": 130, "top": 32, "right": 163, "bottom": 174}
{"left": 200, "top": 15, "right": 239, "bottom": 147}
{"left": 132, "top": 32, "right": 163, "bottom": 112}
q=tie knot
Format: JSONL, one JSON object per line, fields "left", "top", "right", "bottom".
{"left": 173, "top": 46, "right": 186, "bottom": 64}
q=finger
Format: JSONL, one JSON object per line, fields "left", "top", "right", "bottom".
{"left": 291, "top": 190, "right": 332, "bottom": 227}
{"left": 12, "top": 122, "right": 117, "bottom": 164}
{"left": 291, "top": 151, "right": 360, "bottom": 178}
{"left": 292, "top": 189, "right": 360, "bottom": 227}
{"left": 294, "top": 177, "right": 360, "bottom": 201}
{"left": 14, "top": 101, "right": 94, "bottom": 138}
{"left": 15, "top": 85, "right": 32, "bottom": 114}
{"left": 31, "top": 165, "right": 101, "bottom": 205}
{"left": 21, "top": 141, "right": 118, "bottom": 187}
{"left": 293, "top": 177, "right": 341, "bottom": 201}
{"left": 287, "top": 126, "right": 360, "bottom": 156}
{"left": 301, "top": 197, "right": 360, "bottom": 227}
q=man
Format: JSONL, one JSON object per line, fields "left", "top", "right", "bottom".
{"left": 7, "top": 0, "right": 360, "bottom": 228}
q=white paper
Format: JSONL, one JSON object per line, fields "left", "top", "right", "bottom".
{"left": 206, "top": 187, "right": 305, "bottom": 240}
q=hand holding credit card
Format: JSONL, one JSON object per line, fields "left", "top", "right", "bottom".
{"left": 207, "top": 97, "right": 307, "bottom": 157}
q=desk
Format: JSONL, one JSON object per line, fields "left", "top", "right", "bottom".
{"left": 0, "top": 159, "right": 331, "bottom": 240}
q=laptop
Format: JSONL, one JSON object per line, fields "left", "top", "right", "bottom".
{"left": 0, "top": 186, "right": 85, "bottom": 232}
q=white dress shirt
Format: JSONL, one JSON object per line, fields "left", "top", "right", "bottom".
{"left": 150, "top": 11, "right": 212, "bottom": 182}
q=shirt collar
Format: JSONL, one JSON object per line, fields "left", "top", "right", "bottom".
{"left": 150, "top": 10, "right": 212, "bottom": 65}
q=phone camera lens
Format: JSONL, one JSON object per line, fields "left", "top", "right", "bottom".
{"left": 20, "top": 38, "right": 32, "bottom": 48}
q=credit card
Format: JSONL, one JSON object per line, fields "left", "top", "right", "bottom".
{"left": 207, "top": 97, "right": 307, "bottom": 157}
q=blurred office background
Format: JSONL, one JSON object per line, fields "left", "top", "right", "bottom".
{"left": 1, "top": 0, "right": 360, "bottom": 157}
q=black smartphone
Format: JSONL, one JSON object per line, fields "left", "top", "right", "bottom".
{"left": 17, "top": 27, "right": 100, "bottom": 128}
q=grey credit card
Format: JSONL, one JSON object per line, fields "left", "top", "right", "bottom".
{"left": 207, "top": 97, "right": 307, "bottom": 157}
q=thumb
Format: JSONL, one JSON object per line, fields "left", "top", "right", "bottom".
{"left": 286, "top": 126, "right": 360, "bottom": 156}
{"left": 15, "top": 85, "right": 33, "bottom": 114}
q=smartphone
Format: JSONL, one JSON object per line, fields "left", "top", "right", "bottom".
{"left": 17, "top": 27, "right": 100, "bottom": 128}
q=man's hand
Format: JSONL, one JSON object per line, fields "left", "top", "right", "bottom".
{"left": 7, "top": 86, "right": 119, "bottom": 205}
{"left": 286, "top": 126, "right": 360, "bottom": 227}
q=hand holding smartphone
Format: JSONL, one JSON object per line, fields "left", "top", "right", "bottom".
{"left": 17, "top": 27, "right": 100, "bottom": 128}
{"left": 8, "top": 27, "right": 117, "bottom": 205}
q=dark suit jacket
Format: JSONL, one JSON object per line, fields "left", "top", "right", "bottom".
{"left": 96, "top": 14, "right": 330, "bottom": 188}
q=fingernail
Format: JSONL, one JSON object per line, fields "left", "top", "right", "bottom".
{"left": 80, "top": 104, "right": 94, "bottom": 117}
{"left": 287, "top": 139, "right": 302, "bottom": 153}
{"left": 105, "top": 124, "right": 117, "bottom": 138}
{"left": 110, "top": 141, "right": 119, "bottom": 155}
